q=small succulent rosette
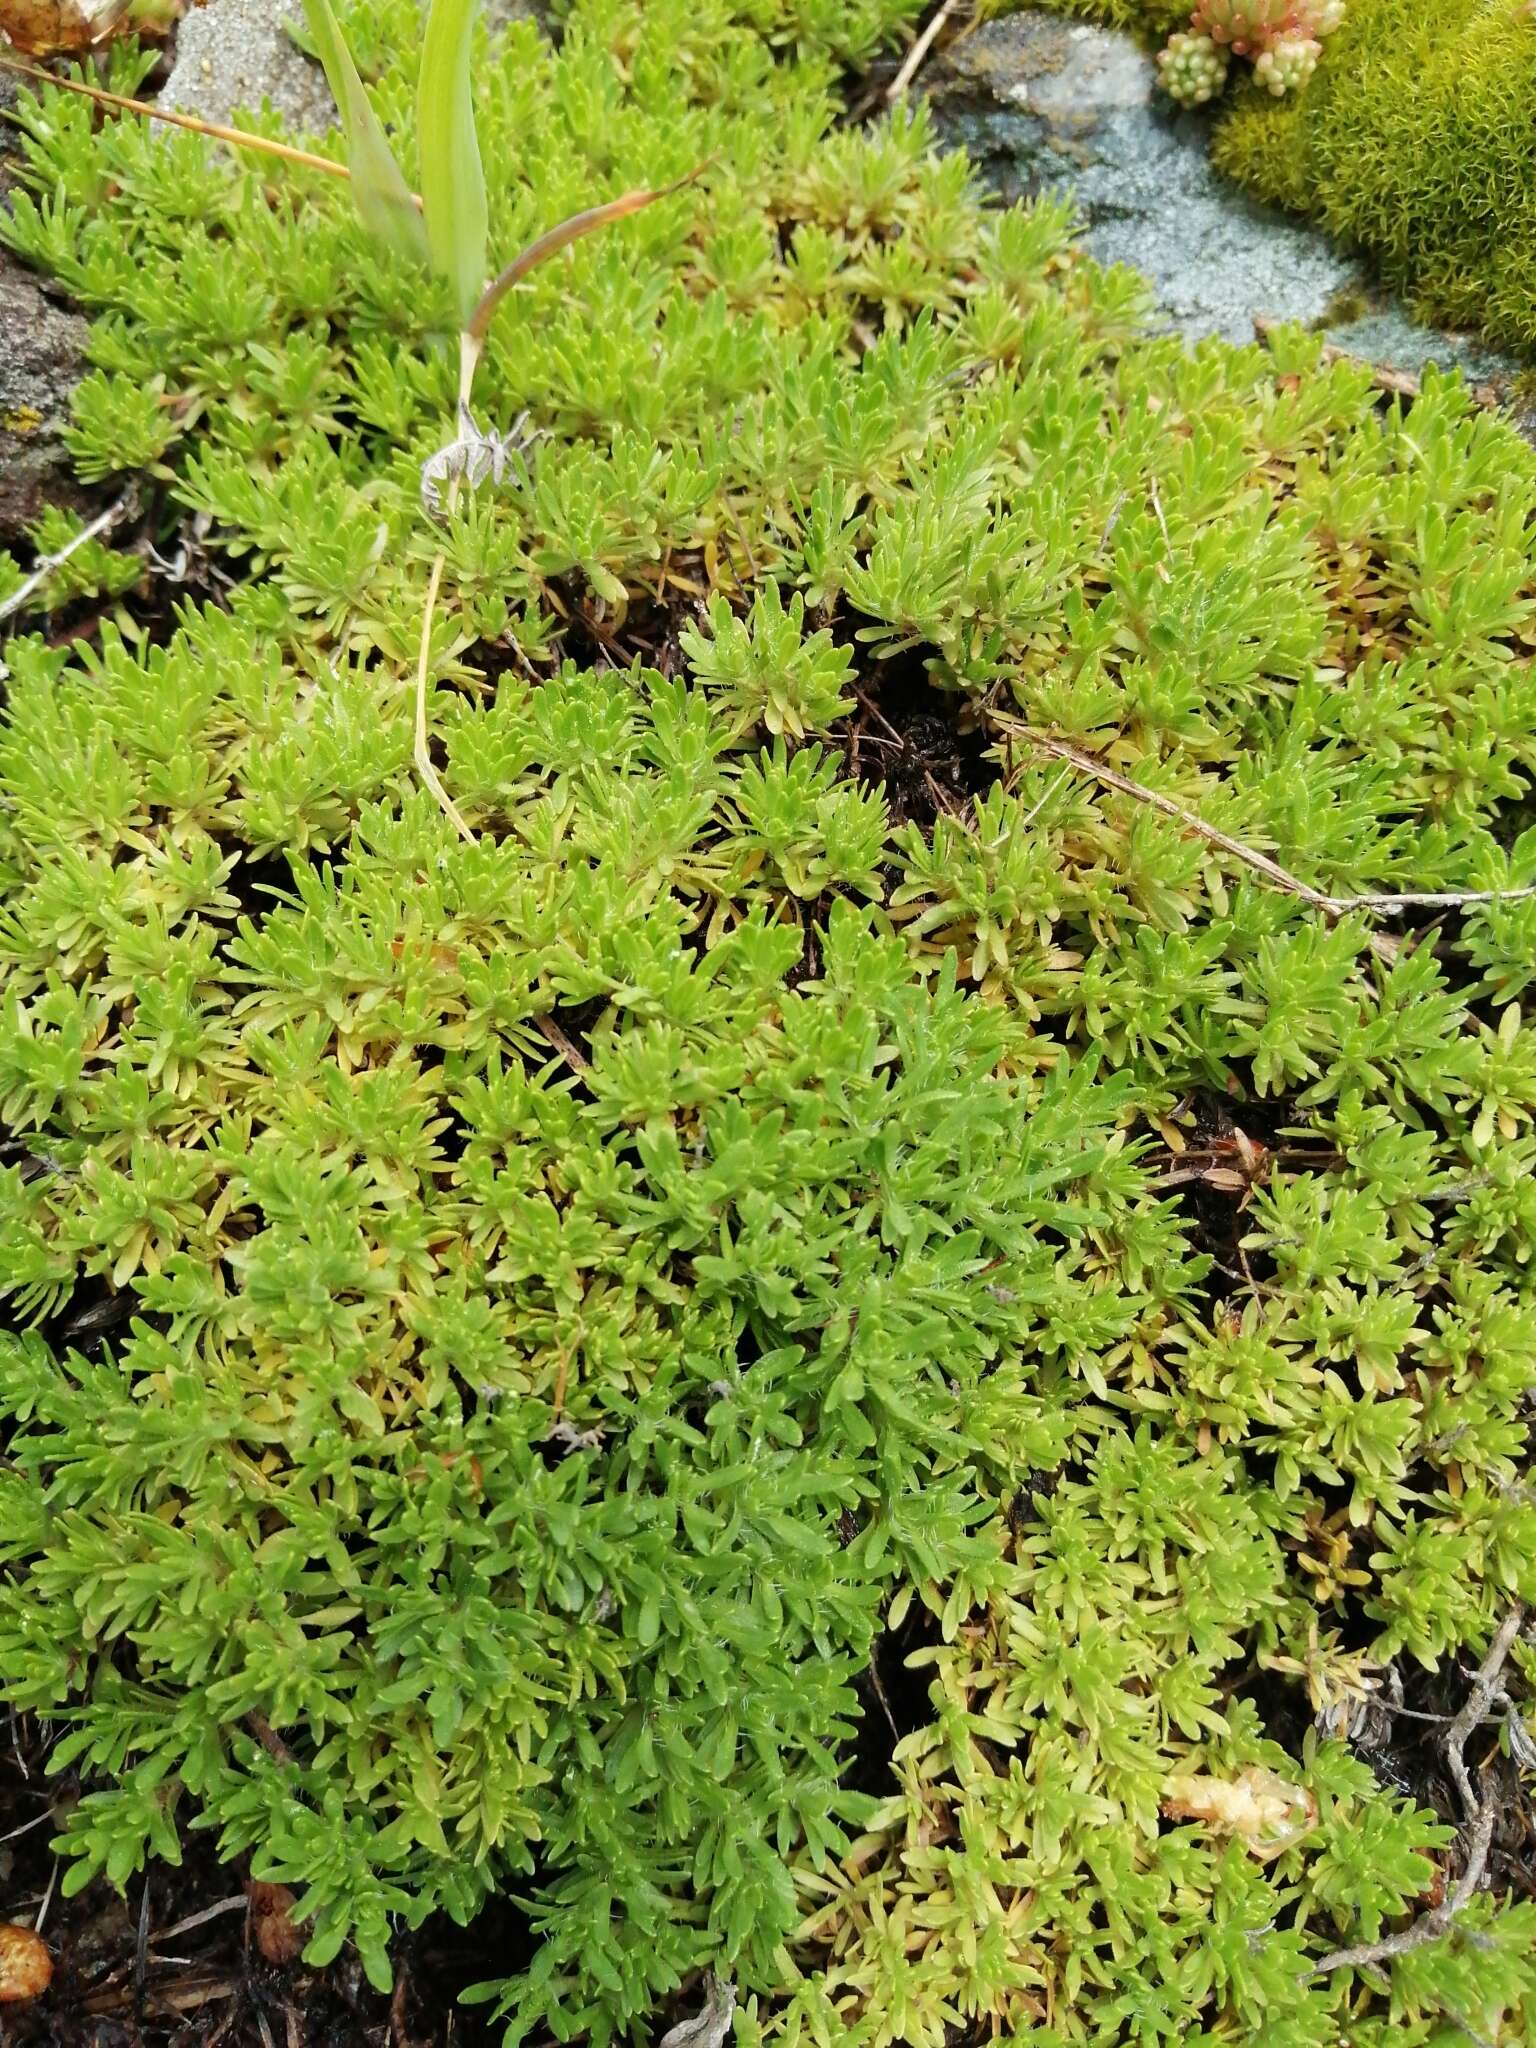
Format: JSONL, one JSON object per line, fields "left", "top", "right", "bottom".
{"left": 1161, "top": 0, "right": 1345, "bottom": 102}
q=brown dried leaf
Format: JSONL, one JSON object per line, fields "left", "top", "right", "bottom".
{"left": 0, "top": 1923, "right": 53, "bottom": 2005}
{"left": 246, "top": 1882, "right": 305, "bottom": 1967}
{"left": 1161, "top": 1765, "right": 1317, "bottom": 1862}
{"left": 0, "top": 0, "right": 132, "bottom": 53}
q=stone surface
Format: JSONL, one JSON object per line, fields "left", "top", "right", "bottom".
{"left": 923, "top": 10, "right": 1531, "bottom": 421}
{"left": 0, "top": 45, "right": 132, "bottom": 544}
{"left": 0, "top": 253, "right": 90, "bottom": 543}
{"left": 159, "top": 0, "right": 333, "bottom": 133}
{"left": 160, "top": 0, "right": 544, "bottom": 134}
{"left": 0, "top": 62, "right": 91, "bottom": 544}
{"left": 159, "top": 0, "right": 338, "bottom": 133}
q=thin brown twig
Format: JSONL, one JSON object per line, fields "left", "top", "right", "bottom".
{"left": 244, "top": 1711, "right": 296, "bottom": 1765}
{"left": 133, "top": 1877, "right": 152, "bottom": 2011}
{"left": 865, "top": 1654, "right": 900, "bottom": 1744}
{"left": 155, "top": 1896, "right": 250, "bottom": 1944}
{"left": 1311, "top": 1605, "right": 1528, "bottom": 1978}
{"left": 0, "top": 56, "right": 357, "bottom": 184}
{"left": 854, "top": 684, "right": 964, "bottom": 817}
{"left": 1002, "top": 726, "right": 1344, "bottom": 908}
{"left": 1253, "top": 316, "right": 1422, "bottom": 402}
{"left": 535, "top": 1012, "right": 590, "bottom": 1074}
{"left": 722, "top": 501, "right": 759, "bottom": 587}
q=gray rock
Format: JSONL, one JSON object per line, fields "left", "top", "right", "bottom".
{"left": 0, "top": 61, "right": 90, "bottom": 544}
{"left": 159, "top": 0, "right": 337, "bottom": 134}
{"left": 160, "top": 0, "right": 545, "bottom": 135}
{"left": 923, "top": 10, "right": 1530, "bottom": 413}
{"left": 0, "top": 251, "right": 91, "bottom": 545}
{"left": 0, "top": 58, "right": 91, "bottom": 544}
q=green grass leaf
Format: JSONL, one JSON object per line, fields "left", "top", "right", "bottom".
{"left": 301, "top": 0, "right": 428, "bottom": 268}
{"left": 418, "top": 0, "right": 488, "bottom": 328}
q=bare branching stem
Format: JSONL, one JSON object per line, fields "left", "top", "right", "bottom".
{"left": 1311, "top": 1605, "right": 1528, "bottom": 1979}
{"left": 0, "top": 491, "right": 135, "bottom": 634}
{"left": 1007, "top": 726, "right": 1536, "bottom": 939}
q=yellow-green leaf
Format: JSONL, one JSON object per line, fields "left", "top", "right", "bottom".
{"left": 302, "top": 0, "right": 427, "bottom": 267}
{"left": 418, "top": 0, "right": 488, "bottom": 328}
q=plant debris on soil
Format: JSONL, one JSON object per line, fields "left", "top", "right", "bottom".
{"left": 0, "top": 1716, "right": 515, "bottom": 2046}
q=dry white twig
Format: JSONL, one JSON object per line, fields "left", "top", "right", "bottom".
{"left": 885, "top": 0, "right": 963, "bottom": 102}
{"left": 0, "top": 1809, "right": 54, "bottom": 1847}
{"left": 659, "top": 1975, "right": 736, "bottom": 2048}
{"left": 1443, "top": 1606, "right": 1529, "bottom": 1817}
{"left": 155, "top": 1895, "right": 251, "bottom": 1943}
{"left": 33, "top": 1854, "right": 58, "bottom": 1935}
{"left": 0, "top": 492, "right": 136, "bottom": 633}
{"left": 1007, "top": 727, "right": 1536, "bottom": 940}
{"left": 1311, "top": 1605, "right": 1528, "bottom": 1979}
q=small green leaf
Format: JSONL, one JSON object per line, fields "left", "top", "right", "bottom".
{"left": 418, "top": 0, "right": 488, "bottom": 328}
{"left": 302, "top": 0, "right": 428, "bottom": 267}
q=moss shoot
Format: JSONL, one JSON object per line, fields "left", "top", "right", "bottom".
{"left": 1, "top": 0, "right": 1535, "bottom": 2042}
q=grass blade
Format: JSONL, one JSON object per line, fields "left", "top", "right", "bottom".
{"left": 466, "top": 163, "right": 711, "bottom": 342}
{"left": 301, "top": 0, "right": 427, "bottom": 265}
{"left": 418, "top": 0, "right": 487, "bottom": 327}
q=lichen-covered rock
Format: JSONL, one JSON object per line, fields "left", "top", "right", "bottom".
{"left": 0, "top": 65, "right": 92, "bottom": 543}
{"left": 922, "top": 11, "right": 1369, "bottom": 342}
{"left": 0, "top": 247, "right": 90, "bottom": 544}
{"left": 923, "top": 9, "right": 1530, "bottom": 427}
{"left": 159, "top": 0, "right": 544, "bottom": 133}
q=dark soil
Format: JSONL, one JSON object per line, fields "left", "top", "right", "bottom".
{"left": 0, "top": 1718, "right": 510, "bottom": 2048}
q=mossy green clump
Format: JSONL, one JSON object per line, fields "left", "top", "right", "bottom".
{"left": 1003, "top": 0, "right": 1194, "bottom": 36}
{"left": 1211, "top": 0, "right": 1536, "bottom": 353}
{"left": 2, "top": 2, "right": 1536, "bottom": 2044}
{"left": 1021, "top": 0, "right": 1536, "bottom": 356}
{"left": 1002, "top": 0, "right": 1193, "bottom": 39}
